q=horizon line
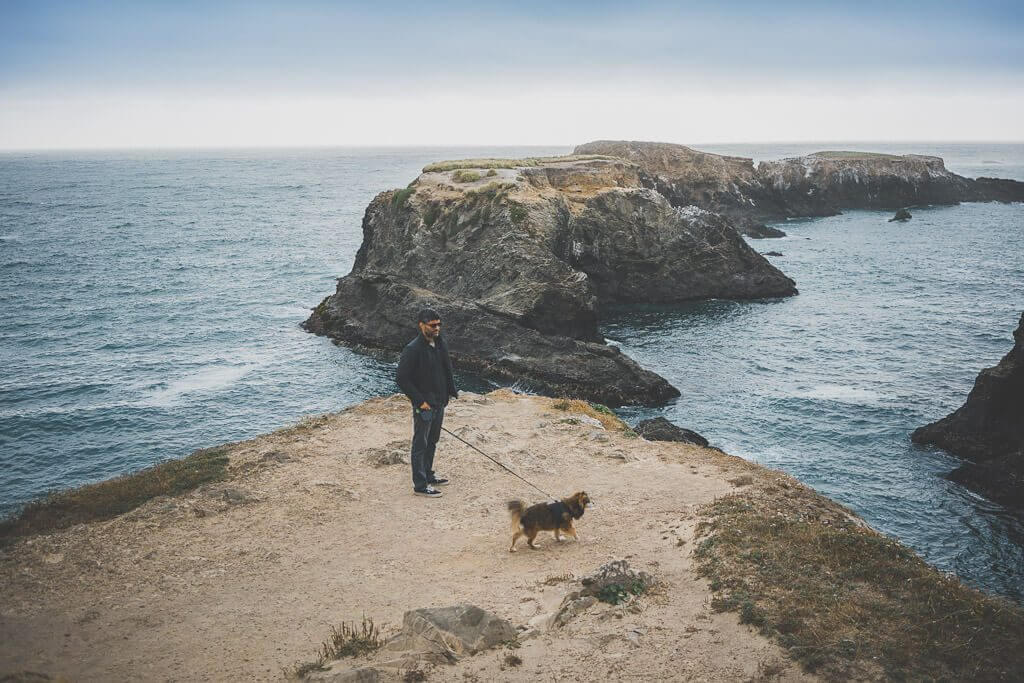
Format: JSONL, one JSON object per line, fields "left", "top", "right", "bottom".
{"left": 2, "top": 139, "right": 1023, "bottom": 154}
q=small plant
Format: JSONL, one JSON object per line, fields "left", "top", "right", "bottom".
{"left": 623, "top": 429, "right": 639, "bottom": 439}
{"left": 289, "top": 617, "right": 386, "bottom": 679}
{"left": 552, "top": 400, "right": 571, "bottom": 411}
{"left": 422, "top": 203, "right": 441, "bottom": 227}
{"left": 452, "top": 170, "right": 481, "bottom": 183}
{"left": 596, "top": 580, "right": 647, "bottom": 605}
{"left": 508, "top": 204, "right": 528, "bottom": 224}
{"left": 589, "top": 402, "right": 615, "bottom": 416}
{"left": 504, "top": 653, "right": 523, "bottom": 668}
{"left": 392, "top": 187, "right": 415, "bottom": 206}
{"left": 402, "top": 669, "right": 427, "bottom": 682}
{"left": 558, "top": 417, "right": 581, "bottom": 426}
{"left": 485, "top": 169, "right": 497, "bottom": 177}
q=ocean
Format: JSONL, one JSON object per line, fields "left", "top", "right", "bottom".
{"left": 1, "top": 143, "right": 1022, "bottom": 601}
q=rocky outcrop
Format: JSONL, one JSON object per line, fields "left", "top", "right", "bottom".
{"left": 634, "top": 417, "right": 709, "bottom": 446}
{"left": 912, "top": 313, "right": 1024, "bottom": 508}
{"left": 305, "top": 156, "right": 796, "bottom": 406}
{"left": 889, "top": 208, "right": 912, "bottom": 222}
{"left": 574, "top": 141, "right": 1024, "bottom": 237}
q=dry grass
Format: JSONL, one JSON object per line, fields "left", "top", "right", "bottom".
{"left": 547, "top": 398, "right": 627, "bottom": 431}
{"left": 0, "top": 448, "right": 230, "bottom": 543}
{"left": 288, "top": 617, "right": 387, "bottom": 679}
{"left": 422, "top": 154, "right": 614, "bottom": 173}
{"left": 694, "top": 481, "right": 1024, "bottom": 680}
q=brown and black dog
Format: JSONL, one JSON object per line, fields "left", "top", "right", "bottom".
{"left": 507, "top": 491, "right": 590, "bottom": 552}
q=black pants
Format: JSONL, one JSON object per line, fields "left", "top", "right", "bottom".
{"left": 411, "top": 405, "right": 445, "bottom": 490}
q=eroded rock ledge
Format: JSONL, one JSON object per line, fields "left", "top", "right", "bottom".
{"left": 912, "top": 313, "right": 1024, "bottom": 508}
{"left": 574, "top": 140, "right": 1024, "bottom": 237}
{"left": 304, "top": 154, "right": 796, "bottom": 406}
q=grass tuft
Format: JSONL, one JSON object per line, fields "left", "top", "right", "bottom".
{"left": 422, "top": 154, "right": 615, "bottom": 173}
{"left": 391, "top": 187, "right": 415, "bottom": 207}
{"left": 451, "top": 170, "right": 481, "bottom": 183}
{"left": 693, "top": 482, "right": 1024, "bottom": 680}
{"left": 546, "top": 397, "right": 627, "bottom": 431}
{"left": 288, "top": 617, "right": 386, "bottom": 679}
{"left": 0, "top": 448, "right": 230, "bottom": 543}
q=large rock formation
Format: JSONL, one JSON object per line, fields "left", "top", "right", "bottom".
{"left": 304, "top": 156, "right": 797, "bottom": 406}
{"left": 574, "top": 141, "right": 1024, "bottom": 237}
{"left": 912, "top": 313, "right": 1024, "bottom": 508}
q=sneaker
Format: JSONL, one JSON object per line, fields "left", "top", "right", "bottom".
{"left": 414, "top": 486, "right": 443, "bottom": 498}
{"left": 428, "top": 476, "right": 449, "bottom": 486}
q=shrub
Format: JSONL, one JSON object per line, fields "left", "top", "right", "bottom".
{"left": 451, "top": 170, "right": 481, "bottom": 183}
{"left": 391, "top": 187, "right": 415, "bottom": 206}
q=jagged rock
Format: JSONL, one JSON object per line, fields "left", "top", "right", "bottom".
{"left": 305, "top": 155, "right": 796, "bottom": 406}
{"left": 634, "top": 417, "right": 709, "bottom": 447}
{"left": 574, "top": 141, "right": 1024, "bottom": 237}
{"left": 386, "top": 604, "right": 516, "bottom": 658}
{"left": 762, "top": 251, "right": 784, "bottom": 257}
{"left": 889, "top": 208, "right": 912, "bottom": 222}
{"left": 746, "top": 223, "right": 787, "bottom": 239}
{"left": 553, "top": 595, "right": 597, "bottom": 628}
{"left": 912, "top": 313, "right": 1024, "bottom": 507}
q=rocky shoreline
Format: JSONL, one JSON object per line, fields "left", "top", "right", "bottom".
{"left": 304, "top": 141, "right": 1024, "bottom": 407}
{"left": 913, "top": 313, "right": 1024, "bottom": 508}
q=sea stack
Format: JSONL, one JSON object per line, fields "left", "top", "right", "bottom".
{"left": 574, "top": 141, "right": 1024, "bottom": 237}
{"left": 912, "top": 313, "right": 1024, "bottom": 507}
{"left": 304, "top": 154, "right": 797, "bottom": 406}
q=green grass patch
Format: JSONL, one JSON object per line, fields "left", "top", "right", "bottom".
{"left": 596, "top": 580, "right": 647, "bottom": 605}
{"left": 451, "top": 169, "right": 481, "bottom": 183}
{"left": 0, "top": 448, "right": 230, "bottom": 543}
{"left": 694, "top": 484, "right": 1024, "bottom": 680}
{"left": 509, "top": 203, "right": 528, "bottom": 224}
{"left": 391, "top": 187, "right": 415, "bottom": 207}
{"left": 422, "top": 154, "right": 615, "bottom": 173}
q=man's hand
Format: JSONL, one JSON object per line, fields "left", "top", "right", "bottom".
{"left": 419, "top": 402, "right": 431, "bottom": 410}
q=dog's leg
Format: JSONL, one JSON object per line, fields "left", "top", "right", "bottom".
{"left": 527, "top": 531, "right": 539, "bottom": 549}
{"left": 510, "top": 530, "right": 523, "bottom": 553}
{"left": 554, "top": 529, "right": 562, "bottom": 542}
{"left": 567, "top": 522, "right": 579, "bottom": 542}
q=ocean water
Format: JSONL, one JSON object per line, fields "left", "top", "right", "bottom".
{"left": 1, "top": 143, "right": 1022, "bottom": 602}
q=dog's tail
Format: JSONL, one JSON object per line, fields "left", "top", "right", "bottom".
{"left": 507, "top": 500, "right": 525, "bottom": 528}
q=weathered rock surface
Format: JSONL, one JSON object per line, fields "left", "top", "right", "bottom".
{"left": 912, "top": 313, "right": 1024, "bottom": 507}
{"left": 387, "top": 604, "right": 516, "bottom": 658}
{"left": 305, "top": 155, "right": 796, "bottom": 405}
{"left": 574, "top": 141, "right": 1024, "bottom": 237}
{"left": 634, "top": 417, "right": 710, "bottom": 447}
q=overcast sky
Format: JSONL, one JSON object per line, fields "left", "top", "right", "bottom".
{"left": 1, "top": 0, "right": 1022, "bottom": 149}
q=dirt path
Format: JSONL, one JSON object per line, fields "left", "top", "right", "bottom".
{"left": 0, "top": 390, "right": 814, "bottom": 681}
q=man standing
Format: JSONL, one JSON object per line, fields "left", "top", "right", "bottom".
{"left": 396, "top": 308, "right": 458, "bottom": 497}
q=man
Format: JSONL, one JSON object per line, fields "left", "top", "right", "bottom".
{"left": 396, "top": 308, "right": 458, "bottom": 497}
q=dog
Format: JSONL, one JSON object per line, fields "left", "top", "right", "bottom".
{"left": 507, "top": 491, "right": 590, "bottom": 552}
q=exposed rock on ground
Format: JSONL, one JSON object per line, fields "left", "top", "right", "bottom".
{"left": 913, "top": 313, "right": 1024, "bottom": 508}
{"left": 889, "top": 208, "right": 912, "bottom": 222}
{"left": 574, "top": 141, "right": 1024, "bottom": 237}
{"left": 304, "top": 154, "right": 796, "bottom": 406}
{"left": 634, "top": 417, "right": 710, "bottom": 447}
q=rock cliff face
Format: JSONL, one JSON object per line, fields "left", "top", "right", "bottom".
{"left": 912, "top": 313, "right": 1024, "bottom": 508}
{"left": 304, "top": 156, "right": 796, "bottom": 406}
{"left": 574, "top": 141, "right": 1024, "bottom": 237}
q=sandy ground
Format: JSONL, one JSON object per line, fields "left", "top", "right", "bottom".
{"left": 0, "top": 390, "right": 816, "bottom": 682}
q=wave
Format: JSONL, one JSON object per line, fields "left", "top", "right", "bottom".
{"left": 140, "top": 364, "right": 256, "bottom": 406}
{"left": 793, "top": 384, "right": 883, "bottom": 405}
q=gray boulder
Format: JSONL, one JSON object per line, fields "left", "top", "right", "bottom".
{"left": 387, "top": 604, "right": 516, "bottom": 658}
{"left": 634, "top": 417, "right": 709, "bottom": 447}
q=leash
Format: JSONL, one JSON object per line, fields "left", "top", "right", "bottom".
{"left": 440, "top": 425, "right": 557, "bottom": 502}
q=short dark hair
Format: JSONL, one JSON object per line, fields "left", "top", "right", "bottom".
{"left": 417, "top": 308, "right": 441, "bottom": 323}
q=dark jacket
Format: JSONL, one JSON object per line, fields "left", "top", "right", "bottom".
{"left": 396, "top": 333, "right": 458, "bottom": 409}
